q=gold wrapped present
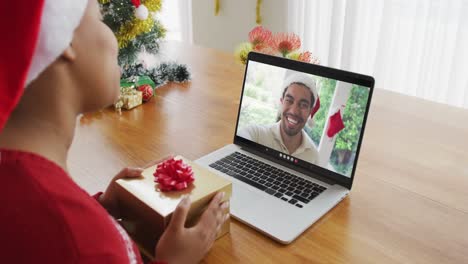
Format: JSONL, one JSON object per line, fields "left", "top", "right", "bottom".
{"left": 116, "top": 156, "right": 232, "bottom": 260}
{"left": 114, "top": 87, "right": 143, "bottom": 111}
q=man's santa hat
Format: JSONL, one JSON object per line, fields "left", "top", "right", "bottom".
{"left": 281, "top": 71, "right": 321, "bottom": 127}
{"left": 0, "top": 1, "right": 87, "bottom": 131}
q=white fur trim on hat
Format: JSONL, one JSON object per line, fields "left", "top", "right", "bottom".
{"left": 26, "top": 0, "right": 88, "bottom": 87}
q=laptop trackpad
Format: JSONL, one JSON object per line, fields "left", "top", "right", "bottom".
{"left": 230, "top": 182, "right": 269, "bottom": 217}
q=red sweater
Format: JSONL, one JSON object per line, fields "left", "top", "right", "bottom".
{"left": 0, "top": 149, "right": 147, "bottom": 263}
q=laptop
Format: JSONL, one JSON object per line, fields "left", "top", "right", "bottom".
{"left": 196, "top": 52, "right": 374, "bottom": 243}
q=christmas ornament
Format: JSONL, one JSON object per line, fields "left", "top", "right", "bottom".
{"left": 256, "top": 0, "right": 263, "bottom": 24}
{"left": 215, "top": 0, "right": 220, "bottom": 16}
{"left": 135, "top": 5, "right": 149, "bottom": 20}
{"left": 327, "top": 109, "right": 345, "bottom": 138}
{"left": 137, "top": 84, "right": 154, "bottom": 102}
{"left": 214, "top": 0, "right": 263, "bottom": 24}
{"left": 153, "top": 158, "right": 195, "bottom": 192}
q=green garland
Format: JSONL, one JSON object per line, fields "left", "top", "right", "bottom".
{"left": 122, "top": 62, "right": 191, "bottom": 88}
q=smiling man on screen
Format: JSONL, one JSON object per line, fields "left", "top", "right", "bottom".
{"left": 238, "top": 72, "right": 320, "bottom": 164}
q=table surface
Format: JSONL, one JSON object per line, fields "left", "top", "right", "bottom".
{"left": 70, "top": 42, "right": 468, "bottom": 264}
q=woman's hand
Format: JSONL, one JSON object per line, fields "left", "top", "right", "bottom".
{"left": 98, "top": 167, "right": 144, "bottom": 218}
{"left": 99, "top": 156, "right": 172, "bottom": 218}
{"left": 155, "top": 192, "right": 230, "bottom": 264}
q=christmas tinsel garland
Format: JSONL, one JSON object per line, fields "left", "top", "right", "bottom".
{"left": 122, "top": 62, "right": 191, "bottom": 88}
{"left": 98, "top": 0, "right": 190, "bottom": 87}
{"left": 99, "top": 0, "right": 166, "bottom": 65}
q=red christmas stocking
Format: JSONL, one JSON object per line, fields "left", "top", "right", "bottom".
{"left": 327, "top": 109, "right": 345, "bottom": 138}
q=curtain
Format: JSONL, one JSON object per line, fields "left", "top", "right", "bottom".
{"left": 287, "top": 0, "right": 468, "bottom": 108}
{"left": 158, "top": 0, "right": 192, "bottom": 42}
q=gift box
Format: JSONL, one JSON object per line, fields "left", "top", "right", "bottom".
{"left": 115, "top": 156, "right": 232, "bottom": 260}
{"left": 121, "top": 75, "right": 156, "bottom": 89}
{"left": 114, "top": 87, "right": 143, "bottom": 111}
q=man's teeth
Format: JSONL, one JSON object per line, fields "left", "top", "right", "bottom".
{"left": 287, "top": 117, "right": 298, "bottom": 125}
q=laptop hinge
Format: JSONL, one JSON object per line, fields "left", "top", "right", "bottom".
{"left": 239, "top": 145, "right": 337, "bottom": 186}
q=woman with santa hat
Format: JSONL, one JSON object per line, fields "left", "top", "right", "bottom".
{"left": 0, "top": 1, "right": 228, "bottom": 263}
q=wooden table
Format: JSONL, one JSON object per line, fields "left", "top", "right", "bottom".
{"left": 69, "top": 42, "right": 468, "bottom": 263}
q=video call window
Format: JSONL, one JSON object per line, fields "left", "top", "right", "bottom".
{"left": 236, "top": 61, "right": 370, "bottom": 178}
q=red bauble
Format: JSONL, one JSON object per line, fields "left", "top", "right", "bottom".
{"left": 137, "top": 84, "right": 154, "bottom": 102}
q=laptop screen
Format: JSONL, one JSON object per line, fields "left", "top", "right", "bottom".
{"left": 235, "top": 58, "right": 372, "bottom": 180}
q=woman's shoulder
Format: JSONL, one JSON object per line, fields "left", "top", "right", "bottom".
{"left": 0, "top": 149, "right": 142, "bottom": 263}
{"left": 0, "top": 148, "right": 85, "bottom": 202}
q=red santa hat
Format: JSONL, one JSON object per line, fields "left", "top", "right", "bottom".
{"left": 282, "top": 71, "right": 321, "bottom": 128}
{"left": 0, "top": 0, "right": 88, "bottom": 131}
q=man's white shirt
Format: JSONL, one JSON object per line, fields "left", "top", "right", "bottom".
{"left": 238, "top": 122, "right": 319, "bottom": 164}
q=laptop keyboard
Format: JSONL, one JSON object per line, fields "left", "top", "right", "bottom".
{"left": 209, "top": 152, "right": 327, "bottom": 208}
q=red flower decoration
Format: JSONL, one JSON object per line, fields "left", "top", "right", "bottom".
{"left": 154, "top": 158, "right": 195, "bottom": 192}
{"left": 303, "top": 52, "right": 320, "bottom": 64}
{"left": 298, "top": 51, "right": 311, "bottom": 63}
{"left": 255, "top": 45, "right": 277, "bottom": 56}
{"left": 248, "top": 26, "right": 273, "bottom": 51}
{"left": 270, "top": 32, "right": 301, "bottom": 56}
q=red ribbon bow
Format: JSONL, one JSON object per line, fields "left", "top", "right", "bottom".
{"left": 154, "top": 158, "right": 195, "bottom": 192}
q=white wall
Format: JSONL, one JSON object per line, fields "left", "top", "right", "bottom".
{"left": 191, "top": 0, "right": 288, "bottom": 52}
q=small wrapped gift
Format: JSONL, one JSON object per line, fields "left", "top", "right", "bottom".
{"left": 114, "top": 87, "right": 143, "bottom": 112}
{"left": 121, "top": 75, "right": 156, "bottom": 89}
{"left": 115, "top": 156, "right": 232, "bottom": 259}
